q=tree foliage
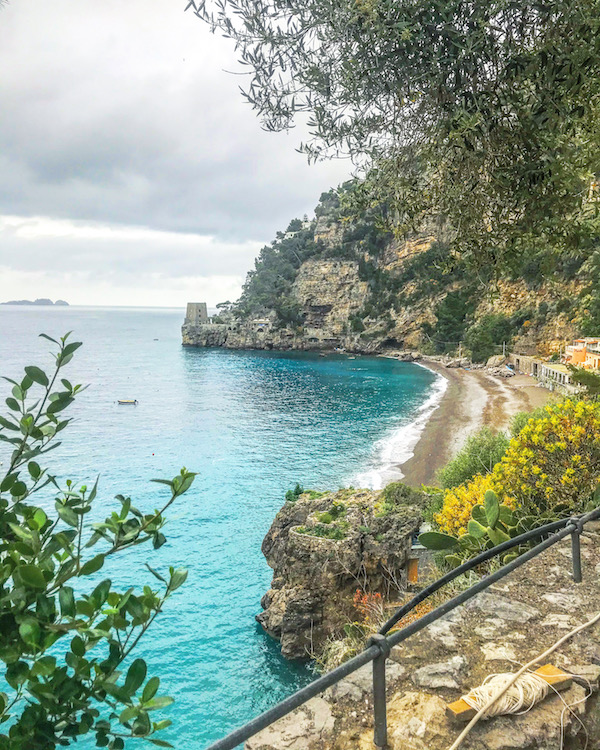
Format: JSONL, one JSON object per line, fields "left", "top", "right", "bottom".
{"left": 438, "top": 427, "right": 510, "bottom": 489}
{"left": 188, "top": 0, "right": 600, "bottom": 271}
{"left": 0, "top": 334, "right": 194, "bottom": 749}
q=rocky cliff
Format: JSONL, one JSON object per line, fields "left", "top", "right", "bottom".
{"left": 183, "top": 185, "right": 595, "bottom": 359}
{"left": 255, "top": 488, "right": 424, "bottom": 660}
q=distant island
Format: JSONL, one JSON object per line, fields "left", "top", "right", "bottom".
{"left": 1, "top": 298, "right": 69, "bottom": 306}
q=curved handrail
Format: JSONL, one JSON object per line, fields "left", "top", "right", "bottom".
{"left": 204, "top": 507, "right": 600, "bottom": 750}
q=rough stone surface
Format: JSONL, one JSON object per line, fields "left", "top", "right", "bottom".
{"left": 244, "top": 536, "right": 600, "bottom": 750}
{"left": 255, "top": 489, "right": 423, "bottom": 659}
{"left": 466, "top": 592, "right": 540, "bottom": 622}
{"left": 412, "top": 656, "right": 466, "bottom": 689}
{"left": 246, "top": 697, "right": 334, "bottom": 750}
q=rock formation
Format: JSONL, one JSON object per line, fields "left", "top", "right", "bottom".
{"left": 255, "top": 489, "right": 424, "bottom": 659}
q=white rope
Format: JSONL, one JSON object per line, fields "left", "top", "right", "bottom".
{"left": 461, "top": 672, "right": 550, "bottom": 717}
{"left": 447, "top": 609, "right": 600, "bottom": 750}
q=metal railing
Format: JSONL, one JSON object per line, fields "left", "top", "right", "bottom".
{"left": 206, "top": 507, "right": 600, "bottom": 750}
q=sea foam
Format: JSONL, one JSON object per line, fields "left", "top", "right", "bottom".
{"left": 354, "top": 364, "right": 448, "bottom": 490}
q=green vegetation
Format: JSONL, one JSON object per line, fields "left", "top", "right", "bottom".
{"left": 568, "top": 365, "right": 600, "bottom": 398}
{"left": 438, "top": 428, "right": 510, "bottom": 489}
{"left": 295, "top": 523, "right": 347, "bottom": 540}
{"left": 426, "top": 400, "right": 600, "bottom": 565}
{"left": 376, "top": 482, "right": 427, "bottom": 516}
{"left": 285, "top": 483, "right": 304, "bottom": 502}
{"left": 191, "top": 0, "right": 600, "bottom": 279}
{"left": 0, "top": 334, "right": 193, "bottom": 748}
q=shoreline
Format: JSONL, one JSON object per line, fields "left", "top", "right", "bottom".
{"left": 397, "top": 358, "right": 554, "bottom": 487}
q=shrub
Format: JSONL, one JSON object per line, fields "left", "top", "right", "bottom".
{"left": 0, "top": 334, "right": 193, "bottom": 748}
{"left": 435, "top": 400, "right": 600, "bottom": 535}
{"left": 316, "top": 511, "right": 333, "bottom": 524}
{"left": 438, "top": 428, "right": 509, "bottom": 489}
{"left": 377, "top": 482, "right": 426, "bottom": 515}
{"left": 494, "top": 400, "right": 600, "bottom": 516}
{"left": 510, "top": 407, "right": 550, "bottom": 437}
{"left": 285, "top": 483, "right": 304, "bottom": 502}
{"left": 296, "top": 523, "right": 347, "bottom": 540}
{"left": 434, "top": 474, "right": 511, "bottom": 535}
{"left": 465, "top": 314, "right": 513, "bottom": 362}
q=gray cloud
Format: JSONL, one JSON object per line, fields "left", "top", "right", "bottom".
{"left": 0, "top": 0, "right": 349, "bottom": 240}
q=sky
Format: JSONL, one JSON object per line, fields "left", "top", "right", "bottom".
{"left": 0, "top": 0, "right": 350, "bottom": 307}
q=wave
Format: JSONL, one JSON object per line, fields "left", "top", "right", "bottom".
{"left": 353, "top": 364, "right": 448, "bottom": 490}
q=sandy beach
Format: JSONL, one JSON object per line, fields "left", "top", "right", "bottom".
{"left": 399, "top": 359, "right": 554, "bottom": 487}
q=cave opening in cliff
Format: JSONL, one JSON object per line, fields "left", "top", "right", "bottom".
{"left": 381, "top": 338, "right": 400, "bottom": 349}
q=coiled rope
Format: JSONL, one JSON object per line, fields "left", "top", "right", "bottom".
{"left": 461, "top": 672, "right": 550, "bottom": 716}
{"left": 448, "top": 609, "right": 600, "bottom": 750}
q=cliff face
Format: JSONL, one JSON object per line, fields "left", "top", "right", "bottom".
{"left": 183, "top": 187, "right": 588, "bottom": 357}
{"left": 255, "top": 489, "right": 423, "bottom": 659}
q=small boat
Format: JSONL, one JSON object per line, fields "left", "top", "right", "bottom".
{"left": 118, "top": 399, "right": 138, "bottom": 405}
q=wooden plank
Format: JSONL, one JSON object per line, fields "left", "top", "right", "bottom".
{"left": 446, "top": 664, "right": 573, "bottom": 723}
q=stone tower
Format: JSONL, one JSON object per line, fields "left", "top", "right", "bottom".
{"left": 185, "top": 302, "right": 208, "bottom": 325}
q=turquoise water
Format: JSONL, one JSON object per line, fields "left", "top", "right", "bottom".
{"left": 0, "top": 306, "right": 438, "bottom": 748}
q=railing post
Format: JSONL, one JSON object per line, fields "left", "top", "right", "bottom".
{"left": 571, "top": 525, "right": 582, "bottom": 583}
{"left": 368, "top": 634, "right": 391, "bottom": 748}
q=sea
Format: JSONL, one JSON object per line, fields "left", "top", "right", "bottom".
{"left": 0, "top": 305, "right": 444, "bottom": 748}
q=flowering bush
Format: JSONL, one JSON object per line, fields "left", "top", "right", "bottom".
{"left": 352, "top": 589, "right": 384, "bottom": 629}
{"left": 494, "top": 399, "right": 600, "bottom": 515}
{"left": 435, "top": 474, "right": 504, "bottom": 535}
{"left": 434, "top": 400, "right": 600, "bottom": 534}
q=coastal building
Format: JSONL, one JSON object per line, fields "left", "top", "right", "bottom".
{"left": 565, "top": 338, "right": 600, "bottom": 370}
{"left": 508, "top": 353, "right": 582, "bottom": 394}
{"left": 184, "top": 302, "right": 209, "bottom": 325}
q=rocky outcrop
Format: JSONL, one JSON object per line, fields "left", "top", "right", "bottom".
{"left": 247, "top": 527, "right": 600, "bottom": 749}
{"left": 255, "top": 489, "right": 423, "bottom": 659}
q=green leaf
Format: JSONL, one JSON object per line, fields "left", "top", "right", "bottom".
{"left": 467, "top": 519, "right": 487, "bottom": 539}
{"left": 502, "top": 551, "right": 519, "bottom": 564}
{"left": 484, "top": 490, "right": 500, "bottom": 528}
{"left": 39, "top": 333, "right": 59, "bottom": 344}
{"left": 149, "top": 740, "right": 174, "bottom": 748}
{"left": 0, "top": 473, "right": 18, "bottom": 492}
{"left": 487, "top": 526, "right": 511, "bottom": 546}
{"left": 145, "top": 564, "right": 167, "bottom": 584}
{"left": 61, "top": 341, "right": 82, "bottom": 358}
{"left": 124, "top": 659, "right": 147, "bottom": 695}
{"left": 444, "top": 554, "right": 463, "bottom": 568}
{"left": 24, "top": 366, "right": 49, "bottom": 387}
{"left": 19, "top": 620, "right": 40, "bottom": 646}
{"left": 59, "top": 587, "right": 76, "bottom": 617}
{"left": 142, "top": 676, "right": 160, "bottom": 703}
{"left": 145, "top": 696, "right": 174, "bottom": 711}
{"left": 471, "top": 505, "right": 487, "bottom": 525}
{"left": 80, "top": 554, "right": 105, "bottom": 576}
{"left": 32, "top": 508, "right": 47, "bottom": 529}
{"left": 168, "top": 568, "right": 188, "bottom": 591}
{"left": 16, "top": 565, "right": 46, "bottom": 589}
{"left": 419, "top": 531, "right": 458, "bottom": 550}
{"left": 56, "top": 504, "right": 79, "bottom": 527}
{"left": 71, "top": 635, "right": 85, "bottom": 657}
{"left": 498, "top": 505, "right": 516, "bottom": 527}
{"left": 28, "top": 461, "right": 42, "bottom": 479}
{"left": 0, "top": 415, "right": 19, "bottom": 430}
{"left": 119, "top": 705, "right": 138, "bottom": 724}
{"left": 10, "top": 481, "right": 27, "bottom": 497}
{"left": 5, "top": 397, "right": 21, "bottom": 412}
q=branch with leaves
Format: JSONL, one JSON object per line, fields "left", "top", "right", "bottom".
{"left": 0, "top": 333, "right": 195, "bottom": 750}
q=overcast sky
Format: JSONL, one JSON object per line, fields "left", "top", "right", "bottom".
{"left": 0, "top": 0, "right": 350, "bottom": 307}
